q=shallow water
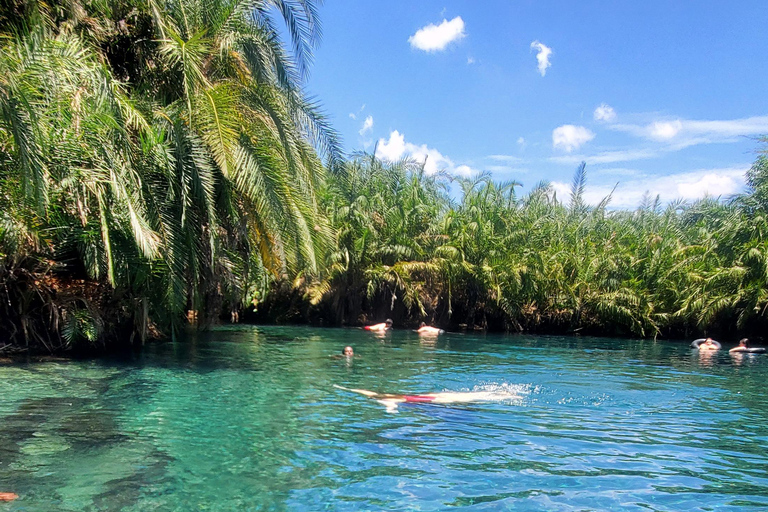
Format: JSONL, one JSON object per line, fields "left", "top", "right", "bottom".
{"left": 1, "top": 327, "right": 767, "bottom": 511}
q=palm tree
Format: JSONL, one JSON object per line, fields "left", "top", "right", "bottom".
{"left": 0, "top": 0, "right": 339, "bottom": 349}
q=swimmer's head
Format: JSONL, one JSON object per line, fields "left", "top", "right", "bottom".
{"left": 705, "top": 338, "right": 714, "bottom": 344}
{"left": 420, "top": 322, "right": 426, "bottom": 328}
{"left": 342, "top": 346, "right": 354, "bottom": 356}
{"left": 385, "top": 319, "right": 393, "bottom": 327}
{"left": 739, "top": 338, "right": 749, "bottom": 347}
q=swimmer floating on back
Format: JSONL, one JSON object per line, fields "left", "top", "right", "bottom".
{"left": 0, "top": 493, "right": 18, "bottom": 502}
{"left": 364, "top": 319, "right": 393, "bottom": 332}
{"left": 416, "top": 322, "right": 444, "bottom": 335}
{"left": 334, "top": 385, "right": 519, "bottom": 413}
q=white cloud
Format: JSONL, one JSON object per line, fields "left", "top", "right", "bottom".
{"left": 594, "top": 103, "right": 616, "bottom": 122}
{"left": 467, "top": 56, "right": 475, "bottom": 65}
{"left": 649, "top": 120, "right": 683, "bottom": 140}
{"left": 348, "top": 104, "right": 366, "bottom": 121}
{"left": 552, "top": 125, "right": 595, "bottom": 152}
{"left": 550, "top": 148, "right": 659, "bottom": 165}
{"left": 550, "top": 166, "right": 748, "bottom": 208}
{"left": 359, "top": 115, "right": 373, "bottom": 136}
{"left": 530, "top": 41, "right": 552, "bottom": 76}
{"left": 454, "top": 165, "right": 475, "bottom": 177}
{"left": 517, "top": 137, "right": 526, "bottom": 147}
{"left": 611, "top": 115, "right": 768, "bottom": 149}
{"left": 488, "top": 154, "right": 524, "bottom": 163}
{"left": 376, "top": 130, "right": 407, "bottom": 161}
{"left": 375, "top": 130, "right": 478, "bottom": 176}
{"left": 409, "top": 17, "right": 466, "bottom": 52}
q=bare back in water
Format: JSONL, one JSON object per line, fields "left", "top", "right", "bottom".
{"left": 334, "top": 385, "right": 519, "bottom": 412}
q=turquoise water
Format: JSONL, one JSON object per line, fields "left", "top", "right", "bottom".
{"left": 1, "top": 327, "right": 767, "bottom": 511}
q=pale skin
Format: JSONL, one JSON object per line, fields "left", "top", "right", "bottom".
{"left": 416, "top": 324, "right": 443, "bottom": 335}
{"left": 365, "top": 320, "right": 392, "bottom": 332}
{"left": 334, "top": 385, "right": 518, "bottom": 413}
{"left": 729, "top": 339, "right": 749, "bottom": 354}
{"left": 0, "top": 493, "right": 18, "bottom": 502}
{"left": 699, "top": 338, "right": 719, "bottom": 351}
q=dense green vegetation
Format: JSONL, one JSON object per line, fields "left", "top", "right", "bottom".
{"left": 0, "top": 0, "right": 337, "bottom": 350}
{"left": 1, "top": 0, "right": 767, "bottom": 351}
{"left": 287, "top": 148, "right": 768, "bottom": 340}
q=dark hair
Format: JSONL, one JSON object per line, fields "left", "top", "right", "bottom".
{"left": 739, "top": 338, "right": 749, "bottom": 346}
{"left": 385, "top": 318, "right": 393, "bottom": 324}
{"left": 420, "top": 322, "right": 426, "bottom": 328}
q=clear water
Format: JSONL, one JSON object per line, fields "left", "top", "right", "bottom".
{"left": 1, "top": 326, "right": 767, "bottom": 511}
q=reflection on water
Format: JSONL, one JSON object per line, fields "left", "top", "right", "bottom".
{"left": 0, "top": 327, "right": 767, "bottom": 511}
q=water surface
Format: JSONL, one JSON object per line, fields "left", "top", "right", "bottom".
{"left": 1, "top": 327, "right": 767, "bottom": 511}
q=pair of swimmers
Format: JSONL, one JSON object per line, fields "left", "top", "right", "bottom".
{"left": 363, "top": 319, "right": 443, "bottom": 335}
{"left": 692, "top": 337, "right": 765, "bottom": 354}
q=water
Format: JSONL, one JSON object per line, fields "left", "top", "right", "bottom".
{"left": 1, "top": 327, "right": 767, "bottom": 511}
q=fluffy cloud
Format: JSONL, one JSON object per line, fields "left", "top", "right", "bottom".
{"left": 409, "top": 17, "right": 466, "bottom": 52}
{"left": 552, "top": 125, "right": 595, "bottom": 152}
{"left": 359, "top": 115, "right": 373, "bottom": 136}
{"left": 530, "top": 41, "right": 552, "bottom": 76}
{"left": 594, "top": 103, "right": 616, "bottom": 122}
{"left": 550, "top": 166, "right": 748, "bottom": 208}
{"left": 375, "top": 130, "right": 476, "bottom": 176}
{"left": 649, "top": 120, "right": 683, "bottom": 140}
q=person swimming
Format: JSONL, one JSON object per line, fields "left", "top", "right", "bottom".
{"left": 697, "top": 338, "right": 720, "bottom": 351}
{"left": 729, "top": 338, "right": 766, "bottom": 354}
{"left": 334, "top": 385, "right": 519, "bottom": 412}
{"left": 364, "top": 319, "right": 393, "bottom": 332}
{"left": 729, "top": 338, "right": 750, "bottom": 353}
{"left": 416, "top": 322, "right": 444, "bottom": 335}
{"left": 0, "top": 493, "right": 18, "bottom": 502}
{"left": 342, "top": 346, "right": 354, "bottom": 356}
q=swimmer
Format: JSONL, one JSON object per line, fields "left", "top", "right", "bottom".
{"left": 364, "top": 318, "right": 393, "bottom": 332}
{"left": 729, "top": 338, "right": 766, "bottom": 354}
{"left": 698, "top": 338, "right": 720, "bottom": 351}
{"left": 729, "top": 338, "right": 749, "bottom": 354}
{"left": 331, "top": 346, "right": 356, "bottom": 359}
{"left": 416, "top": 322, "right": 444, "bottom": 335}
{"left": 334, "top": 385, "right": 519, "bottom": 413}
{"left": 0, "top": 493, "right": 18, "bottom": 502}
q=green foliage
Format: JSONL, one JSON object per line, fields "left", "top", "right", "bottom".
{"left": 0, "top": 0, "right": 338, "bottom": 350}
{"left": 310, "top": 152, "right": 768, "bottom": 339}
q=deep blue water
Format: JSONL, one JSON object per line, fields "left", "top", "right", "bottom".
{"left": 1, "top": 326, "right": 767, "bottom": 511}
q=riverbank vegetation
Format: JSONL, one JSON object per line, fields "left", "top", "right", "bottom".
{"left": 1, "top": 1, "right": 767, "bottom": 352}
{"left": 270, "top": 149, "right": 768, "bottom": 341}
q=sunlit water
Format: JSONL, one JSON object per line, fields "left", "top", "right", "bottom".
{"left": 1, "top": 327, "right": 767, "bottom": 511}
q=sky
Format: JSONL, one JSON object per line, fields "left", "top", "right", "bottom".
{"left": 304, "top": 1, "right": 768, "bottom": 208}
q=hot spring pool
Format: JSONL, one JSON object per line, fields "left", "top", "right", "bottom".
{"left": 0, "top": 326, "right": 766, "bottom": 511}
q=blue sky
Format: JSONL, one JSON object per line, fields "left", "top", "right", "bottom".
{"left": 305, "top": 1, "right": 768, "bottom": 207}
